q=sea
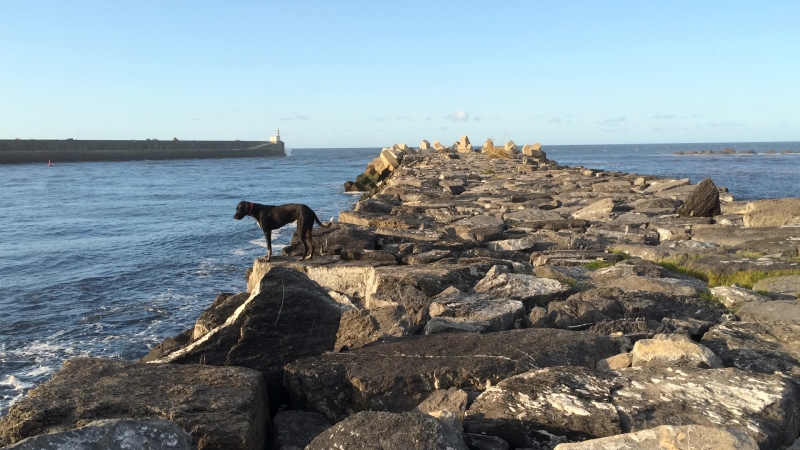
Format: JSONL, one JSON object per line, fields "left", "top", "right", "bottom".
{"left": 1, "top": 142, "right": 799, "bottom": 415}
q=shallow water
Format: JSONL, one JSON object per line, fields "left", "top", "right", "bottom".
{"left": 1, "top": 142, "right": 798, "bottom": 415}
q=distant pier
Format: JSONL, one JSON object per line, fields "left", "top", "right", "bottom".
{"left": 0, "top": 139, "right": 285, "bottom": 164}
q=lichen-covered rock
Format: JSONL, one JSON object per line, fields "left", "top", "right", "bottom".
{"left": 0, "top": 358, "right": 268, "bottom": 450}
{"left": 464, "top": 367, "right": 623, "bottom": 447}
{"left": 306, "top": 411, "right": 468, "bottom": 450}
{"left": 414, "top": 388, "right": 469, "bottom": 421}
{"left": 284, "top": 328, "right": 618, "bottom": 422}
{"left": 553, "top": 425, "right": 758, "bottom": 450}
{"left": 710, "top": 286, "right": 770, "bottom": 310}
{"left": 752, "top": 275, "right": 800, "bottom": 299}
{"left": 701, "top": 322, "right": 800, "bottom": 377}
{"left": 738, "top": 299, "right": 800, "bottom": 325}
{"left": 429, "top": 291, "right": 525, "bottom": 332}
{"left": 3, "top": 419, "right": 193, "bottom": 450}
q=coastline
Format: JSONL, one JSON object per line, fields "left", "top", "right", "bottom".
{"left": 3, "top": 144, "right": 800, "bottom": 448}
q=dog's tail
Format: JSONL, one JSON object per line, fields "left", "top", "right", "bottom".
{"left": 314, "top": 213, "right": 333, "bottom": 228}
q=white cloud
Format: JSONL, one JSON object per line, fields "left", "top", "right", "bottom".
{"left": 446, "top": 110, "right": 470, "bottom": 122}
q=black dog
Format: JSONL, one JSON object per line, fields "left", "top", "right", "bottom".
{"left": 234, "top": 201, "right": 331, "bottom": 261}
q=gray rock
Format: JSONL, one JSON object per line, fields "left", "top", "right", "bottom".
{"left": 0, "top": 358, "right": 268, "bottom": 449}
{"left": 284, "top": 328, "right": 618, "bottom": 422}
{"left": 701, "top": 321, "right": 800, "bottom": 377}
{"left": 335, "top": 306, "right": 414, "bottom": 351}
{"left": 710, "top": 286, "right": 770, "bottom": 310}
{"left": 743, "top": 198, "right": 800, "bottom": 227}
{"left": 752, "top": 275, "right": 800, "bottom": 298}
{"left": 153, "top": 266, "right": 341, "bottom": 410}
{"left": 424, "top": 317, "right": 490, "bottom": 334}
{"left": 452, "top": 215, "right": 506, "bottom": 242}
{"left": 272, "top": 410, "right": 331, "bottom": 450}
{"left": 474, "top": 266, "right": 570, "bottom": 308}
{"left": 429, "top": 291, "right": 526, "bottom": 332}
{"left": 464, "top": 433, "right": 510, "bottom": 450}
{"left": 553, "top": 425, "right": 758, "bottom": 450}
{"left": 677, "top": 177, "right": 721, "bottom": 218}
{"left": 306, "top": 411, "right": 468, "bottom": 450}
{"left": 192, "top": 292, "right": 249, "bottom": 340}
{"left": 415, "top": 388, "right": 470, "bottom": 421}
{"left": 571, "top": 198, "right": 620, "bottom": 221}
{"left": 3, "top": 419, "right": 192, "bottom": 450}
{"left": 631, "top": 333, "right": 723, "bottom": 368}
{"left": 139, "top": 328, "right": 192, "bottom": 363}
{"left": 738, "top": 299, "right": 800, "bottom": 325}
{"left": 283, "top": 223, "right": 378, "bottom": 257}
{"left": 602, "top": 275, "right": 706, "bottom": 297}
{"left": 464, "top": 367, "right": 623, "bottom": 447}
{"left": 588, "top": 258, "right": 669, "bottom": 283}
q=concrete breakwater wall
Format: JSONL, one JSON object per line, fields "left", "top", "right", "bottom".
{"left": 0, "top": 139, "right": 285, "bottom": 164}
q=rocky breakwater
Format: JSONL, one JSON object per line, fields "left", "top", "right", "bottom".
{"left": 3, "top": 138, "right": 800, "bottom": 449}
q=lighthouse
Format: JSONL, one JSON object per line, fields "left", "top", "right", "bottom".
{"left": 270, "top": 128, "right": 282, "bottom": 143}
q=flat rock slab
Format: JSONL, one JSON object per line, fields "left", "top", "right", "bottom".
{"left": 0, "top": 358, "right": 268, "bottom": 450}
{"left": 553, "top": 425, "right": 758, "bottom": 450}
{"left": 752, "top": 275, "right": 800, "bottom": 298}
{"left": 690, "top": 226, "right": 800, "bottom": 258}
{"left": 465, "top": 365, "right": 799, "bottom": 449}
{"left": 738, "top": 300, "right": 800, "bottom": 325}
{"left": 306, "top": 411, "right": 468, "bottom": 450}
{"left": 743, "top": 198, "right": 800, "bottom": 227}
{"left": 702, "top": 322, "right": 800, "bottom": 377}
{"left": 474, "top": 270, "right": 570, "bottom": 308}
{"left": 631, "top": 333, "right": 722, "bottom": 368}
{"left": 429, "top": 293, "right": 525, "bottom": 332}
{"left": 684, "top": 257, "right": 800, "bottom": 276}
{"left": 284, "top": 328, "right": 618, "bottom": 422}
{"left": 710, "top": 286, "right": 771, "bottom": 310}
{"left": 4, "top": 419, "right": 193, "bottom": 450}
{"left": 602, "top": 275, "right": 706, "bottom": 297}
{"left": 451, "top": 215, "right": 506, "bottom": 242}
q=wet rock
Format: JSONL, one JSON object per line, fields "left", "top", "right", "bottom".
{"left": 3, "top": 419, "right": 193, "bottom": 450}
{"left": 272, "top": 410, "right": 331, "bottom": 450}
{"left": 464, "top": 367, "right": 623, "bottom": 448}
{"left": 678, "top": 177, "right": 722, "bottom": 218}
{"left": 284, "top": 328, "right": 618, "bottom": 422}
{"left": 743, "top": 198, "right": 800, "bottom": 227}
{"left": 306, "top": 411, "right": 468, "bottom": 450}
{"left": 553, "top": 425, "right": 758, "bottom": 450}
{"left": 710, "top": 286, "right": 770, "bottom": 310}
{"left": 140, "top": 328, "right": 192, "bottom": 363}
{"left": 153, "top": 266, "right": 341, "bottom": 409}
{"left": 0, "top": 358, "right": 268, "bottom": 450}
{"left": 701, "top": 322, "right": 800, "bottom": 377}
{"left": 631, "top": 333, "right": 723, "bottom": 368}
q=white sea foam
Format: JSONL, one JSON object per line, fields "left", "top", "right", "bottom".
{"left": 0, "top": 375, "right": 32, "bottom": 390}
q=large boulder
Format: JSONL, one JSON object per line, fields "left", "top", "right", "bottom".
{"left": 192, "top": 292, "right": 249, "bottom": 340}
{"left": 451, "top": 215, "right": 505, "bottom": 242}
{"left": 0, "top": 358, "right": 268, "bottom": 450}
{"left": 3, "top": 419, "right": 193, "bottom": 450}
{"left": 677, "top": 177, "right": 722, "bottom": 218}
{"left": 743, "top": 198, "right": 800, "bottom": 227}
{"left": 428, "top": 292, "right": 525, "bottom": 333}
{"left": 464, "top": 365, "right": 800, "bottom": 449}
{"left": 306, "top": 411, "right": 468, "bottom": 450}
{"left": 738, "top": 300, "right": 800, "bottom": 325}
{"left": 710, "top": 286, "right": 770, "bottom": 310}
{"left": 553, "top": 425, "right": 758, "bottom": 450}
{"left": 152, "top": 266, "right": 342, "bottom": 409}
{"left": 284, "top": 328, "right": 618, "bottom": 422}
{"left": 464, "top": 367, "right": 623, "bottom": 447}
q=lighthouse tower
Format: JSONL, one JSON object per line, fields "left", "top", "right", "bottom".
{"left": 270, "top": 128, "right": 282, "bottom": 143}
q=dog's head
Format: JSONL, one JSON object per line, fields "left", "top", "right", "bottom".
{"left": 233, "top": 201, "right": 250, "bottom": 220}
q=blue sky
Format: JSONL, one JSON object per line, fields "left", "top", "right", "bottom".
{"left": 1, "top": 1, "right": 798, "bottom": 147}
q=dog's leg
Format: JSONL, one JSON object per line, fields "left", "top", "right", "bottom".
{"left": 308, "top": 229, "right": 316, "bottom": 260}
{"left": 300, "top": 230, "right": 309, "bottom": 260}
{"left": 264, "top": 230, "right": 273, "bottom": 261}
